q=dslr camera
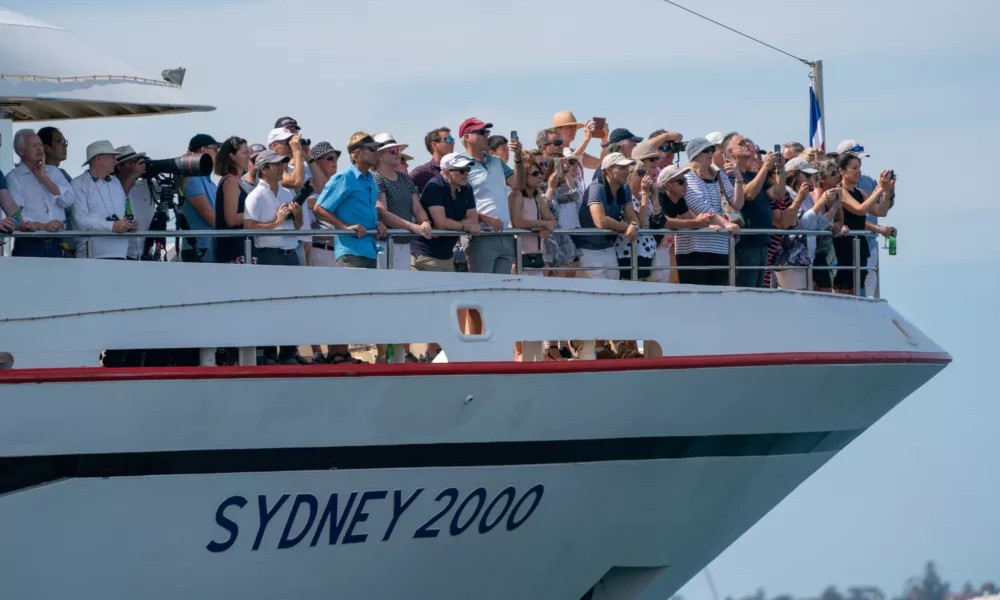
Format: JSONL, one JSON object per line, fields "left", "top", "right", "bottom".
{"left": 659, "top": 141, "right": 687, "bottom": 154}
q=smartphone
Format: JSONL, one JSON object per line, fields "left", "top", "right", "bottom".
{"left": 773, "top": 144, "right": 781, "bottom": 154}
{"left": 889, "top": 169, "right": 896, "bottom": 179}
{"left": 554, "top": 159, "right": 563, "bottom": 178}
{"left": 510, "top": 130, "right": 518, "bottom": 142}
{"left": 593, "top": 117, "right": 607, "bottom": 136}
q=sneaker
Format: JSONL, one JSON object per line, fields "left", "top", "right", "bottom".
{"left": 312, "top": 351, "right": 327, "bottom": 364}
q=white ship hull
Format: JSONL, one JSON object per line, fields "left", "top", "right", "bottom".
{"left": 0, "top": 259, "right": 949, "bottom": 600}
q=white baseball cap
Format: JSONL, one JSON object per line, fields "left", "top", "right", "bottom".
{"left": 441, "top": 152, "right": 474, "bottom": 171}
{"left": 705, "top": 131, "right": 725, "bottom": 146}
{"left": 266, "top": 127, "right": 295, "bottom": 146}
{"left": 836, "top": 139, "right": 869, "bottom": 157}
{"left": 601, "top": 152, "right": 635, "bottom": 170}
{"left": 656, "top": 164, "right": 692, "bottom": 189}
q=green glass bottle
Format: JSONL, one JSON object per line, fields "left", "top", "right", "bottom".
{"left": 888, "top": 235, "right": 896, "bottom": 256}
{"left": 124, "top": 197, "right": 134, "bottom": 222}
{"left": 11, "top": 206, "right": 24, "bottom": 228}
{"left": 385, "top": 343, "right": 395, "bottom": 363}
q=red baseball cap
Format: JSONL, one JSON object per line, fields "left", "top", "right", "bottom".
{"left": 458, "top": 117, "right": 493, "bottom": 138}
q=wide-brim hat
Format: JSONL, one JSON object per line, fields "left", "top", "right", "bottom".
{"left": 82, "top": 140, "right": 121, "bottom": 166}
{"left": 114, "top": 145, "right": 147, "bottom": 164}
{"left": 373, "top": 132, "right": 408, "bottom": 153}
{"left": 656, "top": 165, "right": 692, "bottom": 188}
{"left": 553, "top": 110, "right": 585, "bottom": 130}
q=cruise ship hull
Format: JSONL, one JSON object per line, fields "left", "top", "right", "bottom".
{"left": 0, "top": 355, "right": 947, "bottom": 600}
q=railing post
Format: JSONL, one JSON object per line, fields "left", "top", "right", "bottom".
{"left": 853, "top": 235, "right": 861, "bottom": 295}
{"left": 727, "top": 234, "right": 736, "bottom": 287}
{"left": 874, "top": 261, "right": 881, "bottom": 299}
{"left": 86, "top": 239, "right": 94, "bottom": 258}
{"left": 514, "top": 234, "right": 523, "bottom": 274}
{"left": 176, "top": 236, "right": 182, "bottom": 262}
{"left": 243, "top": 238, "right": 253, "bottom": 265}
{"left": 386, "top": 234, "right": 394, "bottom": 270}
{"left": 630, "top": 239, "right": 639, "bottom": 280}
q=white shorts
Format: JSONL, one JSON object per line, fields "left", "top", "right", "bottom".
{"left": 775, "top": 269, "right": 807, "bottom": 290}
{"left": 579, "top": 247, "right": 619, "bottom": 280}
{"left": 376, "top": 243, "right": 412, "bottom": 270}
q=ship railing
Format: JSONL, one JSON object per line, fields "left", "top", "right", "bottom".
{"left": 1, "top": 227, "right": 879, "bottom": 297}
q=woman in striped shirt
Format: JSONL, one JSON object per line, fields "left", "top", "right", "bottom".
{"left": 677, "top": 137, "right": 743, "bottom": 286}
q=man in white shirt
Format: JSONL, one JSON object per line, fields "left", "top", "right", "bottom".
{"left": 6, "top": 129, "right": 75, "bottom": 257}
{"left": 70, "top": 140, "right": 136, "bottom": 259}
{"left": 244, "top": 149, "right": 305, "bottom": 365}
{"left": 244, "top": 150, "right": 302, "bottom": 266}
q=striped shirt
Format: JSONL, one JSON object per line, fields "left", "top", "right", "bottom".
{"left": 676, "top": 169, "right": 734, "bottom": 255}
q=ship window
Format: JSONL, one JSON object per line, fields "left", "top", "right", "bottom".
{"left": 0, "top": 352, "right": 13, "bottom": 370}
{"left": 457, "top": 307, "right": 486, "bottom": 336}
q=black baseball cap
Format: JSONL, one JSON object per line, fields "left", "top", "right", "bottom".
{"left": 188, "top": 133, "right": 219, "bottom": 152}
{"left": 274, "top": 116, "right": 299, "bottom": 129}
{"left": 607, "top": 128, "right": 643, "bottom": 145}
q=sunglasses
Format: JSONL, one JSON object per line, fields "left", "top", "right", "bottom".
{"left": 845, "top": 145, "right": 864, "bottom": 153}
{"left": 528, "top": 170, "right": 543, "bottom": 177}
{"left": 435, "top": 135, "right": 455, "bottom": 144}
{"left": 671, "top": 178, "right": 688, "bottom": 185}
{"left": 474, "top": 130, "right": 491, "bottom": 137}
{"left": 319, "top": 155, "right": 338, "bottom": 162}
{"left": 702, "top": 146, "right": 717, "bottom": 155}
{"left": 657, "top": 146, "right": 673, "bottom": 153}
{"left": 449, "top": 167, "right": 471, "bottom": 175}
{"left": 544, "top": 139, "right": 564, "bottom": 147}
{"left": 641, "top": 157, "right": 659, "bottom": 163}
{"left": 383, "top": 148, "right": 401, "bottom": 155}
{"left": 362, "top": 143, "right": 380, "bottom": 151}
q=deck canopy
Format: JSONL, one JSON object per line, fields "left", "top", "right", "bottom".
{"left": 0, "top": 7, "right": 214, "bottom": 121}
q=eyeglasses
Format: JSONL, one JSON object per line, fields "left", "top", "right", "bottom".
{"left": 435, "top": 135, "right": 455, "bottom": 144}
{"left": 528, "top": 170, "right": 543, "bottom": 177}
{"left": 53, "top": 138, "right": 69, "bottom": 146}
{"left": 449, "top": 167, "right": 471, "bottom": 175}
{"left": 384, "top": 148, "right": 401, "bottom": 155}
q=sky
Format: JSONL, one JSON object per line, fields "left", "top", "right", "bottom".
{"left": 2, "top": 0, "right": 998, "bottom": 597}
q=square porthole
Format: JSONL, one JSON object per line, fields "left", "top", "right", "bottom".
{"left": 456, "top": 307, "right": 487, "bottom": 338}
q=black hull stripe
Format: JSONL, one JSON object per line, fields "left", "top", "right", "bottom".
{"left": 0, "top": 430, "right": 862, "bottom": 495}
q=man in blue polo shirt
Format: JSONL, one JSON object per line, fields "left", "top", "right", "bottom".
{"left": 313, "top": 131, "right": 383, "bottom": 268}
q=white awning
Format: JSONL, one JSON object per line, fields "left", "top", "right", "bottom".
{"left": 0, "top": 7, "right": 214, "bottom": 121}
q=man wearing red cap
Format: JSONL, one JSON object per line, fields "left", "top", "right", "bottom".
{"left": 458, "top": 116, "right": 523, "bottom": 275}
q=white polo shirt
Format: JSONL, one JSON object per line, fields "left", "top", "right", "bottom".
{"left": 5, "top": 162, "right": 75, "bottom": 224}
{"left": 245, "top": 181, "right": 298, "bottom": 250}
{"left": 69, "top": 172, "right": 129, "bottom": 259}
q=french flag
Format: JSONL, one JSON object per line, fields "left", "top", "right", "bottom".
{"left": 809, "top": 83, "right": 824, "bottom": 151}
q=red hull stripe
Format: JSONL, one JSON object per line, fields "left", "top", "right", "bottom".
{"left": 0, "top": 351, "right": 951, "bottom": 384}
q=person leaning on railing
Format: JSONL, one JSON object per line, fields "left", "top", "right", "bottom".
{"left": 213, "top": 136, "right": 253, "bottom": 265}
{"left": 617, "top": 150, "right": 659, "bottom": 281}
{"left": 808, "top": 159, "right": 847, "bottom": 292}
{"left": 411, "top": 153, "right": 480, "bottom": 273}
{"left": 676, "top": 137, "right": 742, "bottom": 286}
{"left": 509, "top": 152, "right": 557, "bottom": 274}
{"left": 574, "top": 152, "right": 641, "bottom": 280}
{"left": 833, "top": 153, "right": 893, "bottom": 295}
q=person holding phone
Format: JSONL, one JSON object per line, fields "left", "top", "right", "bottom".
{"left": 543, "top": 149, "right": 585, "bottom": 277}
{"left": 551, "top": 110, "right": 609, "bottom": 170}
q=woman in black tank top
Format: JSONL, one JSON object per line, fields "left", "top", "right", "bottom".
{"left": 213, "top": 136, "right": 252, "bottom": 264}
{"left": 832, "top": 154, "right": 893, "bottom": 294}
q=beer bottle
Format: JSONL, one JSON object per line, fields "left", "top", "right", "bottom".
{"left": 11, "top": 206, "right": 24, "bottom": 228}
{"left": 888, "top": 234, "right": 896, "bottom": 256}
{"left": 124, "top": 197, "right": 134, "bottom": 222}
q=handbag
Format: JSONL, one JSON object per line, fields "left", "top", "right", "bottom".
{"left": 718, "top": 175, "right": 745, "bottom": 226}
{"left": 521, "top": 253, "right": 545, "bottom": 269}
{"left": 774, "top": 232, "right": 811, "bottom": 266}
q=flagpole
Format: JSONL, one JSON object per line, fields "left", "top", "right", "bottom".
{"left": 811, "top": 59, "right": 826, "bottom": 150}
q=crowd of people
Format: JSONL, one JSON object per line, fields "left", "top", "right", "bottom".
{"left": 0, "top": 111, "right": 897, "bottom": 363}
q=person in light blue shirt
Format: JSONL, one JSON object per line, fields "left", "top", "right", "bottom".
{"left": 313, "top": 132, "right": 383, "bottom": 268}
{"left": 179, "top": 133, "right": 220, "bottom": 262}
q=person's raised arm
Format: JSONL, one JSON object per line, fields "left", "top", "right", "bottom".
{"left": 279, "top": 136, "right": 307, "bottom": 189}
{"left": 506, "top": 140, "right": 525, "bottom": 193}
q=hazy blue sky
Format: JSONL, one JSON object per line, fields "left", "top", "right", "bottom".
{"left": 3, "top": 0, "right": 997, "bottom": 597}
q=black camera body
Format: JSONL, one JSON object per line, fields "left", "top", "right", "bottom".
{"left": 661, "top": 141, "right": 687, "bottom": 154}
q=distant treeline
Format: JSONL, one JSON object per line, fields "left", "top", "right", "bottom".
{"left": 678, "top": 562, "right": 997, "bottom": 600}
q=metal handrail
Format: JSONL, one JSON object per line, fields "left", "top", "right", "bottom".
{"left": 1, "top": 227, "right": 880, "bottom": 295}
